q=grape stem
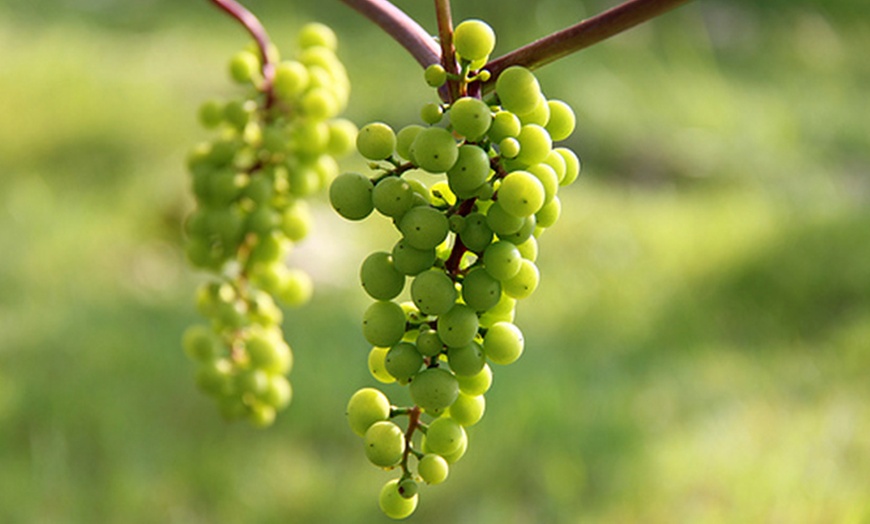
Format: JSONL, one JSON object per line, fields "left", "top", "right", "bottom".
{"left": 483, "top": 0, "right": 694, "bottom": 85}
{"left": 434, "top": 0, "right": 462, "bottom": 102}
{"left": 208, "top": 0, "right": 277, "bottom": 106}
{"left": 399, "top": 406, "right": 423, "bottom": 475}
{"left": 338, "top": 0, "right": 441, "bottom": 68}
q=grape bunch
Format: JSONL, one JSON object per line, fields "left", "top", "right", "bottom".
{"left": 332, "top": 19, "right": 580, "bottom": 518}
{"left": 181, "top": 22, "right": 356, "bottom": 427}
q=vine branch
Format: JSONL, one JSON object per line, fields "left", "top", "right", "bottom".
{"left": 434, "top": 0, "right": 461, "bottom": 102}
{"left": 209, "top": 0, "right": 276, "bottom": 88}
{"left": 483, "top": 0, "right": 694, "bottom": 85}
{"left": 339, "top": 0, "right": 441, "bottom": 68}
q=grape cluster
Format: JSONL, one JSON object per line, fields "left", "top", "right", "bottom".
{"left": 332, "top": 19, "right": 580, "bottom": 518}
{"left": 182, "top": 23, "right": 356, "bottom": 427}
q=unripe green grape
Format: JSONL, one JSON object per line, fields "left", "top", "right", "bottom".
{"left": 327, "top": 119, "right": 358, "bottom": 157}
{"left": 385, "top": 342, "right": 424, "bottom": 382}
{"left": 356, "top": 122, "right": 396, "bottom": 161}
{"left": 415, "top": 328, "right": 444, "bottom": 357}
{"left": 368, "top": 346, "right": 397, "bottom": 384}
{"left": 483, "top": 321, "right": 524, "bottom": 365}
{"left": 420, "top": 102, "right": 444, "bottom": 125}
{"left": 448, "top": 214, "right": 465, "bottom": 234}
{"left": 395, "top": 124, "right": 425, "bottom": 161}
{"left": 372, "top": 176, "right": 415, "bottom": 218}
{"left": 248, "top": 231, "right": 290, "bottom": 266}
{"left": 456, "top": 362, "right": 492, "bottom": 396}
{"left": 236, "top": 368, "right": 270, "bottom": 397}
{"left": 229, "top": 50, "right": 260, "bottom": 84}
{"left": 247, "top": 331, "right": 293, "bottom": 374}
{"left": 360, "top": 252, "right": 405, "bottom": 301}
{"left": 409, "top": 127, "right": 458, "bottom": 173}
{"left": 398, "top": 206, "right": 449, "bottom": 250}
{"left": 312, "top": 154, "right": 339, "bottom": 186}
{"left": 273, "top": 60, "right": 310, "bottom": 101}
{"left": 483, "top": 241, "right": 522, "bottom": 281}
{"left": 347, "top": 387, "right": 392, "bottom": 436}
{"left": 182, "top": 325, "right": 220, "bottom": 362}
{"left": 495, "top": 66, "right": 541, "bottom": 116}
{"left": 449, "top": 97, "right": 492, "bottom": 141}
{"left": 329, "top": 172, "right": 374, "bottom": 220}
{"left": 293, "top": 120, "right": 331, "bottom": 155}
{"left": 365, "top": 421, "right": 405, "bottom": 468}
{"left": 498, "top": 215, "right": 536, "bottom": 245}
{"left": 499, "top": 137, "right": 520, "bottom": 159}
{"left": 555, "top": 147, "right": 581, "bottom": 186}
{"left": 536, "top": 195, "right": 561, "bottom": 228}
{"left": 425, "top": 417, "right": 466, "bottom": 455}
{"left": 409, "top": 367, "right": 459, "bottom": 412}
{"left": 198, "top": 99, "right": 224, "bottom": 129}
{"left": 280, "top": 201, "right": 311, "bottom": 241}
{"left": 447, "top": 341, "right": 486, "bottom": 376}
{"left": 437, "top": 304, "right": 479, "bottom": 348}
{"left": 440, "top": 432, "right": 468, "bottom": 464}
{"left": 298, "top": 22, "right": 338, "bottom": 51}
{"left": 277, "top": 268, "right": 313, "bottom": 306}
{"left": 248, "top": 404, "right": 277, "bottom": 428}
{"left": 497, "top": 170, "right": 545, "bottom": 218}
{"left": 461, "top": 267, "right": 502, "bottom": 312}
{"left": 485, "top": 200, "right": 523, "bottom": 235}
{"left": 447, "top": 145, "right": 490, "bottom": 198}
{"left": 245, "top": 206, "right": 278, "bottom": 237}
{"left": 379, "top": 478, "right": 418, "bottom": 520}
{"left": 185, "top": 237, "right": 217, "bottom": 269}
{"left": 362, "top": 300, "right": 407, "bottom": 347}
{"left": 411, "top": 269, "right": 457, "bottom": 316}
{"left": 424, "top": 64, "right": 447, "bottom": 88}
{"left": 195, "top": 358, "right": 234, "bottom": 397}
{"left": 546, "top": 99, "right": 576, "bottom": 141}
{"left": 260, "top": 375, "right": 292, "bottom": 409}
{"left": 515, "top": 124, "right": 553, "bottom": 166}
{"left": 479, "top": 292, "right": 516, "bottom": 327}
{"left": 516, "top": 235, "right": 539, "bottom": 261}
{"left": 398, "top": 478, "right": 418, "bottom": 499}
{"left": 502, "top": 258, "right": 540, "bottom": 300}
{"left": 249, "top": 289, "right": 284, "bottom": 326}
{"left": 527, "top": 163, "right": 559, "bottom": 205}
{"left": 418, "top": 453, "right": 449, "bottom": 485}
{"left": 542, "top": 149, "right": 568, "bottom": 183}
{"left": 488, "top": 110, "right": 522, "bottom": 143}
{"left": 301, "top": 87, "right": 339, "bottom": 120}
{"left": 453, "top": 19, "right": 496, "bottom": 61}
{"left": 519, "top": 94, "right": 551, "bottom": 127}
{"left": 459, "top": 212, "right": 494, "bottom": 253}
{"left": 391, "top": 238, "right": 437, "bottom": 276}
{"left": 448, "top": 392, "right": 486, "bottom": 427}
{"left": 223, "top": 99, "right": 253, "bottom": 130}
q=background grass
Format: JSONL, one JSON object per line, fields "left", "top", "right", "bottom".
{"left": 1, "top": 0, "right": 868, "bottom": 522}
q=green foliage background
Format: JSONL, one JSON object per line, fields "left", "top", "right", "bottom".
{"left": 1, "top": 0, "right": 868, "bottom": 522}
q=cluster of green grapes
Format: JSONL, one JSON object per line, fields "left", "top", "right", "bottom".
{"left": 181, "top": 23, "right": 357, "bottom": 427}
{"left": 331, "top": 19, "right": 580, "bottom": 518}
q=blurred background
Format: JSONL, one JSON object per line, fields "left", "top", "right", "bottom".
{"left": 1, "top": 0, "right": 869, "bottom": 522}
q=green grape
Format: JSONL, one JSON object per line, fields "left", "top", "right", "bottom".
{"left": 516, "top": 235, "right": 539, "bottom": 261}
{"left": 447, "top": 342, "right": 486, "bottom": 376}
{"left": 483, "top": 321, "right": 524, "bottom": 365}
{"left": 372, "top": 176, "right": 415, "bottom": 218}
{"left": 260, "top": 375, "right": 292, "bottom": 409}
{"left": 411, "top": 269, "right": 457, "bottom": 316}
{"left": 479, "top": 293, "right": 516, "bottom": 327}
{"left": 280, "top": 201, "right": 311, "bottom": 242}
{"left": 368, "top": 346, "right": 397, "bottom": 384}
{"left": 483, "top": 241, "right": 522, "bottom": 281}
{"left": 395, "top": 125, "right": 425, "bottom": 161}
{"left": 327, "top": 119, "right": 358, "bottom": 157}
{"left": 489, "top": 110, "right": 522, "bottom": 143}
{"left": 453, "top": 19, "right": 496, "bottom": 62}
{"left": 495, "top": 66, "right": 541, "bottom": 116}
{"left": 527, "top": 163, "right": 559, "bottom": 204}
{"left": 456, "top": 362, "right": 493, "bottom": 396}
{"left": 245, "top": 206, "right": 278, "bottom": 236}
{"left": 277, "top": 268, "right": 313, "bottom": 306}
{"left": 347, "top": 387, "right": 391, "bottom": 437}
{"left": 365, "top": 421, "right": 406, "bottom": 467}
{"left": 499, "top": 137, "right": 520, "bottom": 159}
{"left": 362, "top": 300, "right": 407, "bottom": 348}
{"left": 519, "top": 95, "right": 550, "bottom": 127}
{"left": 542, "top": 149, "right": 567, "bottom": 183}
{"left": 536, "top": 195, "right": 561, "bottom": 228}
{"left": 379, "top": 478, "right": 418, "bottom": 519}
{"left": 398, "top": 206, "right": 450, "bottom": 250}
{"left": 391, "top": 239, "right": 437, "bottom": 276}
{"left": 461, "top": 267, "right": 502, "bottom": 312}
{"left": 447, "top": 144, "right": 491, "bottom": 198}
{"left": 182, "top": 325, "right": 220, "bottom": 362}
{"left": 417, "top": 453, "right": 449, "bottom": 484}
{"left": 357, "top": 122, "right": 396, "bottom": 161}
{"left": 459, "top": 212, "right": 494, "bottom": 253}
{"left": 449, "top": 97, "right": 492, "bottom": 141}
{"left": 301, "top": 87, "right": 339, "bottom": 120}
{"left": 419, "top": 102, "right": 444, "bottom": 125}
{"left": 195, "top": 358, "right": 234, "bottom": 397}
{"left": 229, "top": 50, "right": 260, "bottom": 84}
{"left": 409, "top": 368, "right": 459, "bottom": 411}
{"left": 329, "top": 172, "right": 374, "bottom": 220}
{"left": 440, "top": 432, "right": 468, "bottom": 464}
{"left": 385, "top": 342, "right": 424, "bottom": 382}
{"left": 236, "top": 368, "right": 269, "bottom": 397}
{"left": 415, "top": 328, "right": 444, "bottom": 357}
{"left": 448, "top": 393, "right": 486, "bottom": 427}
{"left": 555, "top": 146, "right": 581, "bottom": 186}
{"left": 425, "top": 417, "right": 466, "bottom": 456}
{"left": 424, "top": 64, "right": 447, "bottom": 88}
{"left": 298, "top": 22, "right": 338, "bottom": 50}
{"left": 485, "top": 201, "right": 524, "bottom": 235}
{"left": 198, "top": 99, "right": 224, "bottom": 129}
{"left": 248, "top": 404, "right": 277, "bottom": 428}
{"left": 223, "top": 99, "right": 253, "bottom": 130}
{"left": 360, "top": 252, "right": 406, "bottom": 301}
{"left": 498, "top": 215, "right": 536, "bottom": 245}
{"left": 545, "top": 99, "right": 576, "bottom": 141}
{"left": 515, "top": 124, "right": 553, "bottom": 166}
{"left": 398, "top": 478, "right": 418, "bottom": 499}
{"left": 437, "top": 304, "right": 479, "bottom": 348}
{"left": 502, "top": 258, "right": 540, "bottom": 299}
{"left": 496, "top": 170, "right": 545, "bottom": 218}
{"left": 409, "top": 127, "right": 458, "bottom": 173}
